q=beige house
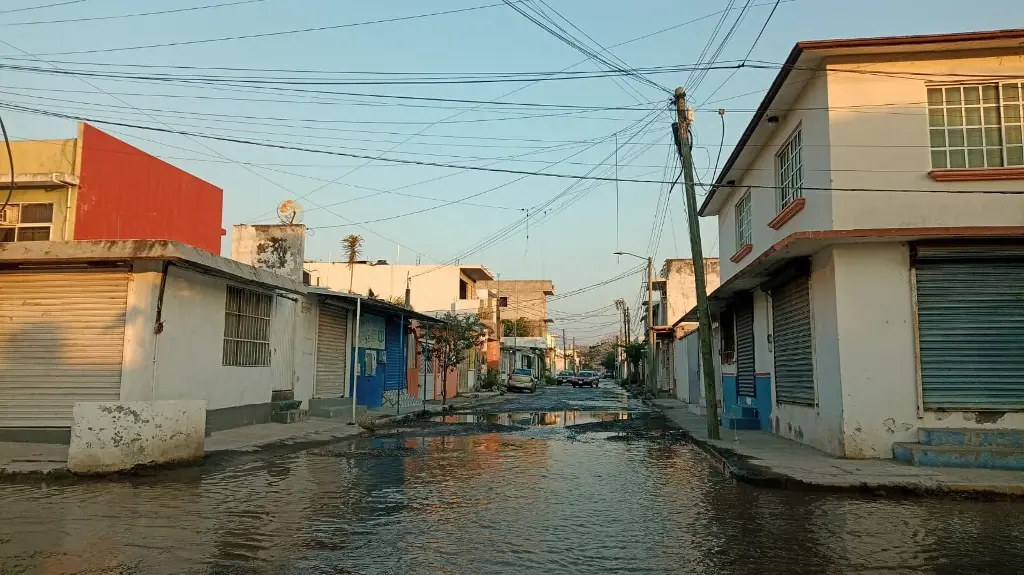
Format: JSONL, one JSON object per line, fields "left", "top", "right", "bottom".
{"left": 476, "top": 280, "right": 555, "bottom": 337}
{"left": 689, "top": 28, "right": 1024, "bottom": 465}
{"left": 651, "top": 259, "right": 720, "bottom": 394}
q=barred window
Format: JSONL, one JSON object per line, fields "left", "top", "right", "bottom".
{"left": 735, "top": 190, "right": 752, "bottom": 248}
{"left": 927, "top": 83, "right": 1024, "bottom": 169}
{"left": 223, "top": 285, "right": 272, "bottom": 367}
{"left": 776, "top": 129, "right": 803, "bottom": 211}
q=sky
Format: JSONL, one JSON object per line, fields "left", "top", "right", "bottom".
{"left": 2, "top": 0, "right": 1022, "bottom": 345}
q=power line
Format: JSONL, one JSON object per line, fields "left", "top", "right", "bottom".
{"left": 27, "top": 2, "right": 516, "bottom": 56}
{"left": 2, "top": 0, "right": 267, "bottom": 26}
{"left": 0, "top": 0, "right": 85, "bottom": 15}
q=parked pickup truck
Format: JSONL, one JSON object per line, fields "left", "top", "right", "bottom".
{"left": 507, "top": 368, "right": 538, "bottom": 393}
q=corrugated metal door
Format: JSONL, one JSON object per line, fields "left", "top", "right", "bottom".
{"left": 915, "top": 244, "right": 1024, "bottom": 409}
{"left": 384, "top": 317, "right": 405, "bottom": 391}
{"left": 270, "top": 296, "right": 296, "bottom": 391}
{"left": 0, "top": 270, "right": 128, "bottom": 427}
{"left": 771, "top": 274, "right": 814, "bottom": 405}
{"left": 735, "top": 296, "right": 756, "bottom": 397}
{"left": 314, "top": 304, "right": 349, "bottom": 398}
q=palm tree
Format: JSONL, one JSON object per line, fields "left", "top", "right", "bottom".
{"left": 341, "top": 234, "right": 363, "bottom": 293}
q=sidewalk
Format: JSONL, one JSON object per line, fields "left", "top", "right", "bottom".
{"left": 0, "top": 392, "right": 502, "bottom": 480}
{"left": 652, "top": 398, "right": 1024, "bottom": 498}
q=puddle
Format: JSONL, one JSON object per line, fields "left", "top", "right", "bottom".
{"left": 431, "top": 411, "right": 630, "bottom": 427}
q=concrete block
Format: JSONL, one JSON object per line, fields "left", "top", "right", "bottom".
{"left": 68, "top": 401, "right": 206, "bottom": 475}
{"left": 271, "top": 409, "right": 309, "bottom": 424}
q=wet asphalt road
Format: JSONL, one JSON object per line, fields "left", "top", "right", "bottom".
{"left": 3, "top": 382, "right": 1024, "bottom": 574}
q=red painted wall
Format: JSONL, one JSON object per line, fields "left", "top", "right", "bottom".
{"left": 74, "top": 124, "right": 223, "bottom": 253}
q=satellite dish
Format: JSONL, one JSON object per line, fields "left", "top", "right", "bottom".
{"left": 277, "top": 199, "right": 304, "bottom": 224}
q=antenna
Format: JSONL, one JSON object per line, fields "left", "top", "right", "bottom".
{"left": 277, "top": 199, "right": 304, "bottom": 225}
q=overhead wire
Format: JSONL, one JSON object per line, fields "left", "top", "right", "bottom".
{"left": 2, "top": 0, "right": 267, "bottom": 26}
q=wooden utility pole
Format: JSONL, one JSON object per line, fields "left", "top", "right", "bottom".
{"left": 562, "top": 328, "right": 568, "bottom": 373}
{"left": 674, "top": 87, "right": 721, "bottom": 440}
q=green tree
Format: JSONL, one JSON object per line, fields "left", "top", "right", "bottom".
{"left": 424, "top": 312, "right": 485, "bottom": 404}
{"left": 502, "top": 317, "right": 533, "bottom": 337}
{"left": 341, "top": 234, "right": 363, "bottom": 294}
{"left": 623, "top": 340, "right": 646, "bottom": 385}
{"left": 601, "top": 350, "right": 616, "bottom": 374}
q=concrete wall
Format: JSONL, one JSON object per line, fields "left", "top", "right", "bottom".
{"left": 75, "top": 124, "right": 223, "bottom": 254}
{"left": 294, "top": 296, "right": 317, "bottom": 405}
{"left": 770, "top": 249, "right": 845, "bottom": 456}
{"left": 67, "top": 400, "right": 205, "bottom": 475}
{"left": 305, "top": 263, "right": 492, "bottom": 316}
{"left": 477, "top": 280, "right": 553, "bottom": 324}
{"left": 3, "top": 138, "right": 79, "bottom": 241}
{"left": 135, "top": 266, "right": 291, "bottom": 414}
{"left": 717, "top": 74, "right": 833, "bottom": 284}
{"left": 827, "top": 51, "right": 1024, "bottom": 230}
{"left": 231, "top": 224, "right": 306, "bottom": 282}
{"left": 659, "top": 259, "right": 721, "bottom": 325}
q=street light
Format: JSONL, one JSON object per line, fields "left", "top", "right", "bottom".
{"left": 613, "top": 252, "right": 656, "bottom": 394}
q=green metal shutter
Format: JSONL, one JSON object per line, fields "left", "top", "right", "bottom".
{"left": 772, "top": 274, "right": 814, "bottom": 405}
{"left": 915, "top": 244, "right": 1024, "bottom": 409}
{"left": 735, "top": 296, "right": 756, "bottom": 397}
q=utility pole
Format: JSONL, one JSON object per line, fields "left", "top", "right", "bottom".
{"left": 405, "top": 273, "right": 411, "bottom": 310}
{"left": 562, "top": 329, "right": 568, "bottom": 373}
{"left": 572, "top": 337, "right": 576, "bottom": 372}
{"left": 646, "top": 256, "right": 656, "bottom": 395}
{"left": 674, "top": 87, "right": 721, "bottom": 440}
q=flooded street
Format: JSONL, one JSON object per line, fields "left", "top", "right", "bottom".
{"left": 3, "top": 384, "right": 1024, "bottom": 574}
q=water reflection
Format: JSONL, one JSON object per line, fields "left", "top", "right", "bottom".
{"left": 2, "top": 415, "right": 1024, "bottom": 574}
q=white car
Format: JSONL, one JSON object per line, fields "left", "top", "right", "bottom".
{"left": 507, "top": 368, "right": 538, "bottom": 393}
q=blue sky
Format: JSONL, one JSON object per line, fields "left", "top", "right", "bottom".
{"left": 2, "top": 0, "right": 1021, "bottom": 343}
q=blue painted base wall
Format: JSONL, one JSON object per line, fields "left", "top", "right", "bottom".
{"left": 720, "top": 374, "right": 773, "bottom": 431}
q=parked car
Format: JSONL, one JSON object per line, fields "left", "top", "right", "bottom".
{"left": 601, "top": 371, "right": 615, "bottom": 379}
{"left": 507, "top": 368, "right": 538, "bottom": 393}
{"left": 556, "top": 370, "right": 576, "bottom": 385}
{"left": 573, "top": 370, "right": 599, "bottom": 388}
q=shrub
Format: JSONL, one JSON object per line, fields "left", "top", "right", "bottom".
{"left": 480, "top": 370, "right": 501, "bottom": 391}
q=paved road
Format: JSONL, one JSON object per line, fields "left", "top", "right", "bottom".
{"left": 2, "top": 383, "right": 1023, "bottom": 574}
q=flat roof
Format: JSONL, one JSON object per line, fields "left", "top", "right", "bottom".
{"left": 0, "top": 240, "right": 306, "bottom": 293}
{"left": 699, "top": 28, "right": 1024, "bottom": 216}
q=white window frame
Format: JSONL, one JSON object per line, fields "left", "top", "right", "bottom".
{"left": 0, "top": 202, "right": 55, "bottom": 242}
{"left": 775, "top": 128, "right": 803, "bottom": 212}
{"left": 927, "top": 82, "right": 1024, "bottom": 170}
{"left": 222, "top": 285, "right": 273, "bottom": 367}
{"left": 734, "top": 190, "right": 752, "bottom": 248}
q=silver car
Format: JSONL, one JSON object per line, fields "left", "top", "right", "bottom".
{"left": 507, "top": 368, "right": 538, "bottom": 393}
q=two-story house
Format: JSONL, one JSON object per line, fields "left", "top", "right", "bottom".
{"left": 685, "top": 28, "right": 1024, "bottom": 461}
{"left": 651, "top": 259, "right": 720, "bottom": 395}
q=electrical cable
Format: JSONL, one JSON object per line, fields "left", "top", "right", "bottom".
{"left": 0, "top": 0, "right": 84, "bottom": 15}
{"left": 0, "top": 113, "right": 13, "bottom": 218}
{"left": 3, "top": 0, "right": 267, "bottom": 26}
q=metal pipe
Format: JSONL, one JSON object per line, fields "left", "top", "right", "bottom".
{"left": 350, "top": 295, "right": 362, "bottom": 424}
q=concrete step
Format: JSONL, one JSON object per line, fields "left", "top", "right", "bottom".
{"left": 893, "top": 442, "right": 1024, "bottom": 471}
{"left": 271, "top": 409, "right": 309, "bottom": 424}
{"left": 271, "top": 390, "right": 295, "bottom": 402}
{"left": 918, "top": 427, "right": 1024, "bottom": 449}
{"left": 721, "top": 414, "right": 761, "bottom": 430}
{"left": 271, "top": 399, "right": 302, "bottom": 413}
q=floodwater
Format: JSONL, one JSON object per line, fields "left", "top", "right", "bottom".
{"left": 3, "top": 385, "right": 1024, "bottom": 574}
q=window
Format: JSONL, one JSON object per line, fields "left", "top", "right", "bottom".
{"left": 222, "top": 285, "right": 273, "bottom": 367}
{"left": 497, "top": 296, "right": 509, "bottom": 308}
{"left": 928, "top": 83, "right": 1024, "bottom": 169}
{"left": 775, "top": 130, "right": 803, "bottom": 211}
{"left": 0, "top": 203, "right": 54, "bottom": 242}
{"left": 735, "top": 190, "right": 752, "bottom": 247}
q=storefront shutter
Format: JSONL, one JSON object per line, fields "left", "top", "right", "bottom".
{"left": 915, "top": 244, "right": 1024, "bottom": 409}
{"left": 771, "top": 274, "right": 813, "bottom": 405}
{"left": 0, "top": 270, "right": 128, "bottom": 427}
{"left": 314, "top": 305, "right": 349, "bottom": 398}
{"left": 735, "top": 296, "right": 756, "bottom": 397}
{"left": 384, "top": 317, "right": 405, "bottom": 391}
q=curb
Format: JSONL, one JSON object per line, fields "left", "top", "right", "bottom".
{"left": 642, "top": 399, "right": 1024, "bottom": 500}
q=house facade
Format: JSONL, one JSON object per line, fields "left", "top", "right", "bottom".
{"left": 652, "top": 259, "right": 720, "bottom": 395}
{"left": 690, "top": 29, "right": 1024, "bottom": 458}
{"left": 1, "top": 123, "right": 223, "bottom": 253}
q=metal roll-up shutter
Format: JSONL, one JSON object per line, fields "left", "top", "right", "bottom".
{"left": 315, "top": 305, "right": 349, "bottom": 398}
{"left": 0, "top": 270, "right": 128, "bottom": 428}
{"left": 735, "top": 296, "right": 756, "bottom": 397}
{"left": 384, "top": 317, "right": 405, "bottom": 391}
{"left": 915, "top": 244, "right": 1024, "bottom": 409}
{"left": 772, "top": 274, "right": 814, "bottom": 405}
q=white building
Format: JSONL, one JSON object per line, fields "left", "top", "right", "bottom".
{"left": 685, "top": 28, "right": 1024, "bottom": 459}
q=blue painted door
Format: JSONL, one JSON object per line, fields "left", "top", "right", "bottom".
{"left": 354, "top": 348, "right": 386, "bottom": 408}
{"left": 384, "top": 317, "right": 405, "bottom": 391}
